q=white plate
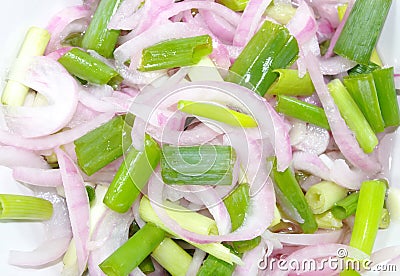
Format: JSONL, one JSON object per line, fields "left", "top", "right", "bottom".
{"left": 0, "top": 1, "right": 399, "bottom": 275}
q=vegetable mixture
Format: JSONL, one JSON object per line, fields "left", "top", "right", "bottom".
{"left": 0, "top": 0, "right": 399, "bottom": 275}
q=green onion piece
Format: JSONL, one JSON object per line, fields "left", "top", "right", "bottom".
{"left": 161, "top": 145, "right": 236, "bottom": 186}
{"left": 379, "top": 208, "right": 390, "bottom": 229}
{"left": 218, "top": 0, "right": 248, "bottom": 11}
{"left": 275, "top": 95, "right": 330, "bottom": 130}
{"left": 61, "top": 32, "right": 84, "bottom": 48}
{"left": 227, "top": 20, "right": 298, "bottom": 96}
{"left": 2, "top": 27, "right": 50, "bottom": 106}
{"left": 177, "top": 100, "right": 257, "bottom": 128}
{"left": 224, "top": 184, "right": 250, "bottom": 231}
{"left": 197, "top": 251, "right": 235, "bottom": 276}
{"left": 348, "top": 62, "right": 380, "bottom": 76}
{"left": 327, "top": 79, "right": 378, "bottom": 153}
{"left": 81, "top": 0, "right": 122, "bottom": 58}
{"left": 0, "top": 194, "right": 53, "bottom": 220}
{"left": 138, "top": 256, "right": 155, "bottom": 274}
{"left": 333, "top": 0, "right": 392, "bottom": 64}
{"left": 223, "top": 184, "right": 261, "bottom": 253}
{"left": 58, "top": 48, "right": 122, "bottom": 86}
{"left": 343, "top": 74, "right": 385, "bottom": 133}
{"left": 373, "top": 67, "right": 400, "bottom": 127}
{"left": 270, "top": 158, "right": 318, "bottom": 234}
{"left": 85, "top": 186, "right": 96, "bottom": 206}
{"left": 305, "top": 181, "right": 348, "bottom": 215}
{"left": 139, "top": 35, "right": 213, "bottom": 72}
{"left": 99, "top": 223, "right": 165, "bottom": 276}
{"left": 151, "top": 238, "right": 192, "bottom": 276}
{"left": 139, "top": 197, "right": 242, "bottom": 265}
{"left": 74, "top": 115, "right": 131, "bottom": 176}
{"left": 265, "top": 3, "right": 297, "bottom": 25}
{"left": 267, "top": 69, "right": 315, "bottom": 96}
{"left": 104, "top": 134, "right": 161, "bottom": 213}
{"left": 331, "top": 192, "right": 359, "bottom": 220}
{"left": 349, "top": 180, "right": 387, "bottom": 255}
{"left": 315, "top": 211, "right": 343, "bottom": 230}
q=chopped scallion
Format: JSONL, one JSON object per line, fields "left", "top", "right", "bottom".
{"left": 331, "top": 192, "right": 359, "bottom": 220}
{"left": 161, "top": 145, "right": 236, "bottom": 186}
{"left": 305, "top": 181, "right": 348, "bottom": 214}
{"left": 267, "top": 69, "right": 315, "bottom": 96}
{"left": 139, "top": 35, "right": 213, "bottom": 71}
{"left": 0, "top": 194, "right": 53, "bottom": 220}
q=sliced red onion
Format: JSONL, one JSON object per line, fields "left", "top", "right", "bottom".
{"left": 199, "top": 8, "right": 235, "bottom": 44}
{"left": 148, "top": 172, "right": 275, "bottom": 243}
{"left": 186, "top": 249, "right": 207, "bottom": 276}
{"left": 3, "top": 56, "right": 79, "bottom": 138}
{"left": 233, "top": 0, "right": 273, "bottom": 47}
{"left": 318, "top": 55, "right": 357, "bottom": 75}
{"left": 12, "top": 167, "right": 62, "bottom": 187}
{"left": 316, "top": 18, "right": 335, "bottom": 43}
{"left": 290, "top": 121, "right": 330, "bottom": 155}
{"left": 277, "top": 243, "right": 369, "bottom": 275}
{"left": 292, "top": 151, "right": 366, "bottom": 190}
{"left": 65, "top": 102, "right": 100, "bottom": 129}
{"left": 9, "top": 192, "right": 72, "bottom": 267}
{"left": 371, "top": 245, "right": 400, "bottom": 266}
{"left": 0, "top": 112, "right": 114, "bottom": 150}
{"left": 79, "top": 85, "right": 126, "bottom": 113}
{"left": 88, "top": 209, "right": 135, "bottom": 276}
{"left": 324, "top": 0, "right": 355, "bottom": 58}
{"left": 190, "top": 186, "right": 232, "bottom": 235}
{"left": 0, "top": 146, "right": 49, "bottom": 169}
{"left": 55, "top": 148, "right": 90, "bottom": 275}
{"left": 233, "top": 243, "right": 266, "bottom": 276}
{"left": 45, "top": 5, "right": 91, "bottom": 53}
{"left": 303, "top": 52, "right": 381, "bottom": 174}
{"left": 108, "top": 0, "right": 144, "bottom": 30}
{"left": 46, "top": 47, "right": 72, "bottom": 60}
{"left": 273, "top": 230, "right": 343, "bottom": 246}
{"left": 286, "top": 1, "right": 317, "bottom": 45}
{"left": 155, "top": 1, "right": 241, "bottom": 30}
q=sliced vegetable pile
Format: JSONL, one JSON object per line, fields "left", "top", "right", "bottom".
{"left": 0, "top": 0, "right": 400, "bottom": 275}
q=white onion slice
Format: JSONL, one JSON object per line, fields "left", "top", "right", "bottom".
{"left": 3, "top": 56, "right": 79, "bottom": 138}
{"left": 0, "top": 146, "right": 49, "bottom": 169}
{"left": 56, "top": 148, "right": 90, "bottom": 275}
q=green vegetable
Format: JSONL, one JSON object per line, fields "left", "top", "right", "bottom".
{"left": 315, "top": 211, "right": 343, "bottom": 229}
{"left": 327, "top": 79, "right": 378, "bottom": 153}
{"left": 197, "top": 251, "right": 235, "bottom": 276}
{"left": 2, "top": 27, "right": 50, "bottom": 106}
{"left": 58, "top": 48, "right": 122, "bottom": 86}
{"left": 373, "top": 67, "right": 400, "bottom": 127}
{"left": 104, "top": 134, "right": 161, "bottom": 213}
{"left": 270, "top": 158, "right": 318, "bottom": 234}
{"left": 275, "top": 95, "right": 330, "bottom": 130}
{"left": 343, "top": 74, "right": 385, "bottom": 133}
{"left": 74, "top": 116, "right": 131, "bottom": 176}
{"left": 81, "top": 0, "right": 122, "bottom": 57}
{"left": 0, "top": 194, "right": 53, "bottom": 220}
{"left": 227, "top": 20, "right": 298, "bottom": 96}
{"left": 177, "top": 100, "right": 257, "bottom": 128}
{"left": 99, "top": 223, "right": 165, "bottom": 276}
{"left": 223, "top": 184, "right": 261, "bottom": 253}
{"left": 218, "top": 0, "right": 248, "bottom": 11}
{"left": 305, "top": 181, "right": 348, "bottom": 214}
{"left": 334, "top": 0, "right": 392, "bottom": 64}
{"left": 349, "top": 180, "right": 386, "bottom": 255}
{"left": 161, "top": 145, "right": 236, "bottom": 186}
{"left": 152, "top": 238, "right": 192, "bottom": 276}
{"left": 139, "top": 35, "right": 213, "bottom": 71}
{"left": 85, "top": 186, "right": 96, "bottom": 205}
{"left": 348, "top": 62, "right": 380, "bottom": 76}
{"left": 331, "top": 192, "right": 359, "bottom": 220}
{"left": 267, "top": 69, "right": 315, "bottom": 96}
